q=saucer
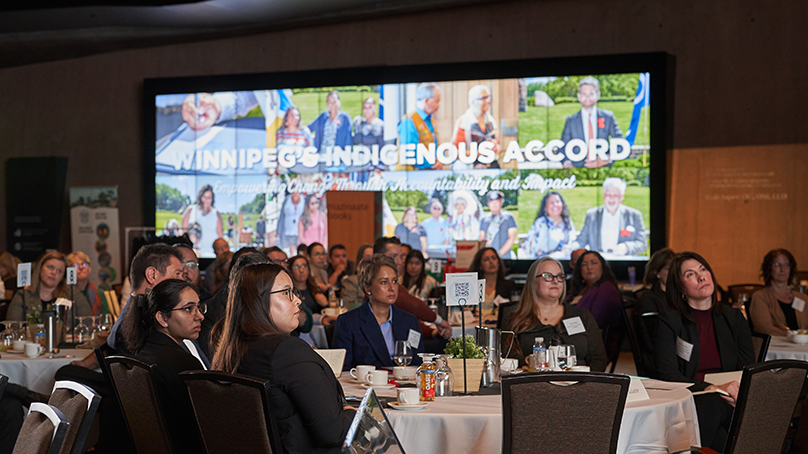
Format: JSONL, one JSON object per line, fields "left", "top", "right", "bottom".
{"left": 389, "top": 401, "right": 428, "bottom": 411}
{"left": 362, "top": 383, "right": 396, "bottom": 390}
{"left": 5, "top": 350, "right": 24, "bottom": 355}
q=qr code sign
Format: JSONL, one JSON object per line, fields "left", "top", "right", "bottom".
{"left": 454, "top": 281, "right": 470, "bottom": 299}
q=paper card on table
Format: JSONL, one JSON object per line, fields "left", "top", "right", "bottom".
{"left": 477, "top": 280, "right": 486, "bottom": 306}
{"left": 626, "top": 378, "right": 650, "bottom": 402}
{"left": 641, "top": 379, "right": 694, "bottom": 391}
{"left": 793, "top": 297, "right": 806, "bottom": 312}
{"left": 445, "top": 272, "right": 480, "bottom": 306}
{"left": 66, "top": 267, "right": 77, "bottom": 285}
{"left": 407, "top": 329, "right": 421, "bottom": 349}
{"left": 314, "top": 349, "right": 347, "bottom": 378}
{"left": 562, "top": 317, "right": 586, "bottom": 335}
{"left": 55, "top": 298, "right": 73, "bottom": 308}
{"left": 17, "top": 263, "right": 31, "bottom": 287}
{"left": 428, "top": 259, "right": 441, "bottom": 275}
{"left": 676, "top": 337, "right": 693, "bottom": 362}
{"left": 492, "top": 295, "right": 509, "bottom": 307}
{"left": 704, "top": 371, "right": 743, "bottom": 386}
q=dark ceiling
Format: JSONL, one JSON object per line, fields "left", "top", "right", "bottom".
{"left": 0, "top": 0, "right": 495, "bottom": 69}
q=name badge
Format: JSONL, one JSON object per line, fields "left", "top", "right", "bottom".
{"left": 563, "top": 317, "right": 586, "bottom": 335}
{"left": 793, "top": 297, "right": 806, "bottom": 312}
{"left": 407, "top": 329, "right": 421, "bottom": 348}
{"left": 676, "top": 337, "right": 694, "bottom": 362}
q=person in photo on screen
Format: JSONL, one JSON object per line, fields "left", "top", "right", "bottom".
{"left": 403, "top": 249, "right": 439, "bottom": 301}
{"left": 298, "top": 194, "right": 328, "bottom": 249}
{"left": 394, "top": 206, "right": 428, "bottom": 257}
{"left": 255, "top": 215, "right": 266, "bottom": 247}
{"left": 448, "top": 190, "right": 481, "bottom": 241}
{"left": 451, "top": 84, "right": 499, "bottom": 169}
{"left": 524, "top": 191, "right": 576, "bottom": 259}
{"left": 276, "top": 191, "right": 305, "bottom": 254}
{"left": 181, "top": 91, "right": 262, "bottom": 131}
{"left": 308, "top": 91, "right": 352, "bottom": 167}
{"left": 352, "top": 97, "right": 387, "bottom": 149}
{"left": 181, "top": 184, "right": 224, "bottom": 258}
{"left": 479, "top": 191, "right": 517, "bottom": 259}
{"left": 397, "top": 82, "right": 442, "bottom": 170}
{"left": 7, "top": 251, "right": 92, "bottom": 321}
{"left": 750, "top": 248, "right": 808, "bottom": 335}
{"left": 212, "top": 263, "right": 356, "bottom": 453}
{"left": 560, "top": 77, "right": 623, "bottom": 168}
{"left": 276, "top": 106, "right": 313, "bottom": 174}
{"left": 571, "top": 177, "right": 647, "bottom": 256}
{"left": 421, "top": 198, "right": 450, "bottom": 248}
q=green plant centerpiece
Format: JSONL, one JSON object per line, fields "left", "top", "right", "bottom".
{"left": 444, "top": 335, "right": 486, "bottom": 393}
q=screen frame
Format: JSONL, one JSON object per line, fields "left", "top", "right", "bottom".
{"left": 143, "top": 52, "right": 674, "bottom": 276}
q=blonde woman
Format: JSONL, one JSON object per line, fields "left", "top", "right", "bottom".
{"left": 8, "top": 251, "right": 91, "bottom": 321}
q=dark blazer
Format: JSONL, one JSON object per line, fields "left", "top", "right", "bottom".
{"left": 332, "top": 300, "right": 425, "bottom": 370}
{"left": 654, "top": 307, "right": 755, "bottom": 392}
{"left": 135, "top": 331, "right": 206, "bottom": 454}
{"left": 560, "top": 107, "right": 623, "bottom": 167}
{"left": 237, "top": 334, "right": 355, "bottom": 454}
{"left": 573, "top": 204, "right": 647, "bottom": 256}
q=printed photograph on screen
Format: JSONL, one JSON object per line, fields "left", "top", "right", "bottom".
{"left": 153, "top": 72, "right": 651, "bottom": 260}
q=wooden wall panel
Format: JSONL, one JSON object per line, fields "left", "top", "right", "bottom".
{"left": 326, "top": 191, "right": 377, "bottom": 259}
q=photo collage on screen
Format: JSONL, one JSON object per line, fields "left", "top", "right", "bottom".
{"left": 154, "top": 74, "right": 651, "bottom": 260}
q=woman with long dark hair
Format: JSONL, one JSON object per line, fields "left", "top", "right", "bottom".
{"left": 212, "top": 263, "right": 355, "bottom": 454}
{"left": 402, "top": 249, "right": 438, "bottom": 300}
{"left": 524, "top": 191, "right": 575, "bottom": 258}
{"left": 638, "top": 247, "right": 676, "bottom": 314}
{"left": 567, "top": 251, "right": 622, "bottom": 359}
{"left": 298, "top": 194, "right": 327, "bottom": 247}
{"left": 288, "top": 255, "right": 328, "bottom": 314}
{"left": 467, "top": 247, "right": 515, "bottom": 325}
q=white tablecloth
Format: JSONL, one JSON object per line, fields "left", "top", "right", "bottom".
{"left": 0, "top": 348, "right": 84, "bottom": 394}
{"left": 339, "top": 376, "right": 700, "bottom": 454}
{"left": 766, "top": 336, "right": 808, "bottom": 361}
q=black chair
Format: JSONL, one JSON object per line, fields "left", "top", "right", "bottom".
{"left": 620, "top": 301, "right": 648, "bottom": 377}
{"left": 497, "top": 301, "right": 519, "bottom": 331}
{"left": 502, "top": 372, "right": 630, "bottom": 454}
{"left": 105, "top": 356, "right": 175, "bottom": 454}
{"left": 180, "top": 370, "right": 284, "bottom": 454}
{"left": 0, "top": 373, "right": 7, "bottom": 399}
{"left": 323, "top": 323, "right": 336, "bottom": 348}
{"left": 696, "top": 360, "right": 808, "bottom": 454}
{"left": 48, "top": 380, "right": 101, "bottom": 454}
{"left": 750, "top": 332, "right": 771, "bottom": 363}
{"left": 0, "top": 299, "right": 9, "bottom": 320}
{"left": 12, "top": 403, "right": 70, "bottom": 454}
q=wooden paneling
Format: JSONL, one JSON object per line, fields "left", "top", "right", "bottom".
{"left": 326, "top": 191, "right": 376, "bottom": 259}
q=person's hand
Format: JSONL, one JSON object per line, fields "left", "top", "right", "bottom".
{"left": 614, "top": 243, "right": 629, "bottom": 256}
{"left": 437, "top": 319, "right": 452, "bottom": 338}
{"left": 564, "top": 161, "right": 574, "bottom": 169}
{"left": 182, "top": 93, "right": 222, "bottom": 130}
{"left": 333, "top": 263, "right": 346, "bottom": 275}
{"left": 322, "top": 316, "right": 334, "bottom": 326}
{"left": 70, "top": 354, "right": 99, "bottom": 370}
{"left": 317, "top": 282, "right": 329, "bottom": 294}
{"left": 706, "top": 381, "right": 740, "bottom": 407}
{"left": 430, "top": 162, "right": 444, "bottom": 170}
{"left": 584, "top": 155, "right": 610, "bottom": 168}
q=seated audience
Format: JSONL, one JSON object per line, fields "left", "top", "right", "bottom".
{"left": 0, "top": 251, "right": 21, "bottom": 295}
{"left": 119, "top": 279, "right": 206, "bottom": 454}
{"left": 8, "top": 251, "right": 91, "bottom": 321}
{"left": 340, "top": 245, "right": 374, "bottom": 303}
{"left": 307, "top": 242, "right": 330, "bottom": 293}
{"left": 212, "top": 263, "right": 356, "bottom": 454}
{"left": 638, "top": 247, "right": 676, "bottom": 314}
{"left": 750, "top": 248, "right": 808, "bottom": 335}
{"left": 66, "top": 251, "right": 102, "bottom": 315}
{"left": 173, "top": 243, "right": 211, "bottom": 300}
{"left": 326, "top": 244, "right": 353, "bottom": 291}
{"left": 288, "top": 255, "right": 329, "bottom": 316}
{"left": 263, "top": 246, "right": 289, "bottom": 267}
{"left": 566, "top": 250, "right": 622, "bottom": 359}
{"left": 333, "top": 254, "right": 425, "bottom": 370}
{"left": 654, "top": 251, "right": 754, "bottom": 452}
{"left": 212, "top": 250, "right": 233, "bottom": 294}
{"left": 403, "top": 249, "right": 439, "bottom": 301}
{"left": 510, "top": 257, "right": 608, "bottom": 371}
{"left": 468, "top": 247, "right": 516, "bottom": 326}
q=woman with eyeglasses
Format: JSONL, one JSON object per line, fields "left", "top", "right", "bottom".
{"left": 332, "top": 254, "right": 425, "bottom": 370}
{"left": 750, "top": 248, "right": 808, "bottom": 335}
{"left": 567, "top": 250, "right": 623, "bottom": 360}
{"left": 288, "top": 255, "right": 328, "bottom": 314}
{"left": 7, "top": 251, "right": 91, "bottom": 321}
{"left": 510, "top": 257, "right": 607, "bottom": 371}
{"left": 119, "top": 278, "right": 208, "bottom": 454}
{"left": 213, "top": 263, "right": 356, "bottom": 454}
{"left": 66, "top": 251, "right": 102, "bottom": 316}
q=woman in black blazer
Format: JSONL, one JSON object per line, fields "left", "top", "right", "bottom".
{"left": 212, "top": 263, "right": 355, "bottom": 454}
{"left": 468, "top": 247, "right": 516, "bottom": 325}
{"left": 654, "top": 252, "right": 755, "bottom": 452}
{"left": 119, "top": 279, "right": 208, "bottom": 454}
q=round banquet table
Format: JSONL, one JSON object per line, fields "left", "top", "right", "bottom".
{"left": 339, "top": 375, "right": 700, "bottom": 454}
{"left": 0, "top": 348, "right": 84, "bottom": 395}
{"left": 766, "top": 336, "right": 808, "bottom": 361}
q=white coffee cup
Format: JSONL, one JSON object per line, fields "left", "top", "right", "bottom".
{"left": 25, "top": 342, "right": 44, "bottom": 358}
{"left": 397, "top": 387, "right": 420, "bottom": 405}
{"left": 13, "top": 339, "right": 26, "bottom": 351}
{"left": 365, "top": 370, "right": 389, "bottom": 386}
{"left": 393, "top": 366, "right": 417, "bottom": 380}
{"left": 570, "top": 366, "right": 590, "bottom": 372}
{"left": 350, "top": 365, "right": 376, "bottom": 380}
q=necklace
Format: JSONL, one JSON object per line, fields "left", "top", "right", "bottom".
{"left": 538, "top": 304, "right": 561, "bottom": 322}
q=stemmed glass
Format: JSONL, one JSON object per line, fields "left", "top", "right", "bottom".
{"left": 392, "top": 340, "right": 413, "bottom": 367}
{"left": 74, "top": 316, "right": 91, "bottom": 343}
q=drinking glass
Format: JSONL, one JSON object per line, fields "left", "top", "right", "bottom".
{"left": 556, "top": 345, "right": 568, "bottom": 370}
{"left": 392, "top": 340, "right": 413, "bottom": 367}
{"left": 564, "top": 345, "right": 577, "bottom": 369}
{"left": 74, "top": 316, "right": 91, "bottom": 343}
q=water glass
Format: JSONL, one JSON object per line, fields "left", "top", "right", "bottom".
{"left": 564, "top": 345, "right": 577, "bottom": 369}
{"left": 392, "top": 340, "right": 413, "bottom": 367}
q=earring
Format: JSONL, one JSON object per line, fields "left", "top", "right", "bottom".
{"left": 681, "top": 293, "right": 687, "bottom": 301}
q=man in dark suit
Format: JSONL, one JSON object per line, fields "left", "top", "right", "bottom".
{"left": 572, "top": 178, "right": 647, "bottom": 256}
{"left": 560, "top": 76, "right": 623, "bottom": 168}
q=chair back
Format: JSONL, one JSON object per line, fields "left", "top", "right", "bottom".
{"left": 105, "top": 356, "right": 175, "bottom": 454}
{"left": 620, "top": 300, "right": 646, "bottom": 377}
{"left": 12, "top": 403, "right": 70, "bottom": 454}
{"left": 727, "top": 284, "right": 764, "bottom": 305}
{"left": 0, "top": 299, "right": 9, "bottom": 320}
{"left": 750, "top": 333, "right": 771, "bottom": 363}
{"left": 48, "top": 381, "right": 101, "bottom": 454}
{"left": 180, "top": 370, "right": 283, "bottom": 454}
{"left": 502, "top": 372, "right": 630, "bottom": 454}
{"left": 497, "top": 301, "right": 519, "bottom": 331}
{"left": 724, "top": 360, "right": 808, "bottom": 454}
{"left": 0, "top": 373, "right": 7, "bottom": 398}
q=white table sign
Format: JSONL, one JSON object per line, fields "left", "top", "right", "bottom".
{"left": 445, "top": 272, "right": 480, "bottom": 307}
{"left": 17, "top": 262, "right": 32, "bottom": 287}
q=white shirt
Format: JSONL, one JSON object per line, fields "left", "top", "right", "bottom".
{"left": 579, "top": 108, "right": 598, "bottom": 143}
{"left": 282, "top": 197, "right": 305, "bottom": 235}
{"left": 182, "top": 339, "right": 208, "bottom": 370}
{"left": 600, "top": 207, "right": 621, "bottom": 252}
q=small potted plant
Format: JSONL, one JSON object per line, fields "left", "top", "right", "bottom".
{"left": 444, "top": 335, "right": 486, "bottom": 393}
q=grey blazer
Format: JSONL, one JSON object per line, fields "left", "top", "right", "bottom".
{"left": 572, "top": 205, "right": 647, "bottom": 256}
{"left": 560, "top": 108, "right": 623, "bottom": 167}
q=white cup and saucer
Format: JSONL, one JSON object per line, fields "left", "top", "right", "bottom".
{"left": 350, "top": 365, "right": 375, "bottom": 383}
{"left": 390, "top": 388, "right": 427, "bottom": 411}
{"left": 392, "top": 366, "right": 417, "bottom": 381}
{"left": 362, "top": 370, "right": 395, "bottom": 390}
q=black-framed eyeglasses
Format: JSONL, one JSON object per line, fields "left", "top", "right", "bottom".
{"left": 539, "top": 273, "right": 566, "bottom": 283}
{"left": 183, "top": 262, "right": 199, "bottom": 269}
{"left": 171, "top": 303, "right": 207, "bottom": 316}
{"left": 269, "top": 287, "right": 303, "bottom": 302}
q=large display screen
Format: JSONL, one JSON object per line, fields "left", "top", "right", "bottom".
{"left": 148, "top": 55, "right": 669, "bottom": 261}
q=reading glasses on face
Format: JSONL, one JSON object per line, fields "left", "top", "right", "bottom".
{"left": 292, "top": 264, "right": 308, "bottom": 271}
{"left": 539, "top": 273, "right": 566, "bottom": 283}
{"left": 183, "top": 262, "right": 199, "bottom": 269}
{"left": 172, "top": 303, "right": 207, "bottom": 315}
{"left": 269, "top": 287, "right": 303, "bottom": 302}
